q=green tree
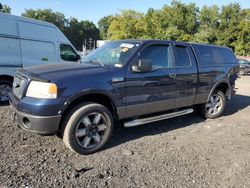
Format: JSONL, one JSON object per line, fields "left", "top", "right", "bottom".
{"left": 144, "top": 8, "right": 164, "bottom": 39}
{"left": 199, "top": 5, "right": 219, "bottom": 28}
{"left": 99, "top": 1, "right": 249, "bottom": 55}
{"left": 108, "top": 10, "right": 146, "bottom": 40}
{"left": 0, "top": 4, "right": 11, "bottom": 14}
{"left": 145, "top": 1, "right": 199, "bottom": 41}
{"left": 168, "top": 1, "right": 199, "bottom": 36}
{"left": 193, "top": 27, "right": 217, "bottom": 43}
{"left": 98, "top": 15, "right": 115, "bottom": 39}
{"left": 216, "top": 3, "right": 242, "bottom": 50}
{"left": 194, "top": 5, "right": 219, "bottom": 43}
{"left": 232, "top": 9, "right": 250, "bottom": 55}
{"left": 62, "top": 18, "right": 100, "bottom": 50}
{"left": 22, "top": 9, "right": 66, "bottom": 31}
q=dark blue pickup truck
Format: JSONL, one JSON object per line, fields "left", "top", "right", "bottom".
{"left": 9, "top": 40, "right": 239, "bottom": 154}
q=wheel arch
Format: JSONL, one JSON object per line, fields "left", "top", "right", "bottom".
{"left": 58, "top": 91, "right": 119, "bottom": 133}
{"left": 0, "top": 75, "right": 14, "bottom": 83}
{"left": 207, "top": 80, "right": 231, "bottom": 102}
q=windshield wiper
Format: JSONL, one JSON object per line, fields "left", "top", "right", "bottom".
{"left": 84, "top": 60, "right": 105, "bottom": 67}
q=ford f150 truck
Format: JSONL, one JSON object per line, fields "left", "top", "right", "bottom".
{"left": 9, "top": 40, "right": 239, "bottom": 155}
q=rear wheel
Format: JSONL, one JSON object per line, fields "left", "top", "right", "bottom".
{"left": 0, "top": 79, "right": 12, "bottom": 105}
{"left": 201, "top": 90, "right": 226, "bottom": 119}
{"left": 63, "top": 103, "right": 113, "bottom": 155}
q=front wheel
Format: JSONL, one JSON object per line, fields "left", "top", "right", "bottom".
{"left": 63, "top": 103, "right": 113, "bottom": 155}
{"left": 201, "top": 90, "right": 226, "bottom": 119}
{"left": 0, "top": 79, "right": 12, "bottom": 105}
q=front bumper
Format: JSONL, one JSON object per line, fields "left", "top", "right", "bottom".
{"left": 9, "top": 93, "right": 62, "bottom": 135}
{"left": 10, "top": 105, "right": 61, "bottom": 135}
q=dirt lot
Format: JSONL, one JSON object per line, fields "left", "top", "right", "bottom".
{"left": 0, "top": 76, "right": 250, "bottom": 188}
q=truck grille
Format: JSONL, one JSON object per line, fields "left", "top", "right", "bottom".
{"left": 12, "top": 75, "right": 28, "bottom": 99}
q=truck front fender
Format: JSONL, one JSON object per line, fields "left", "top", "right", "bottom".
{"left": 66, "top": 89, "right": 120, "bottom": 107}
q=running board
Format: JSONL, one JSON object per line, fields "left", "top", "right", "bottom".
{"left": 124, "top": 108, "right": 193, "bottom": 127}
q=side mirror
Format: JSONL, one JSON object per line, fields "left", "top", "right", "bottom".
{"left": 132, "top": 59, "right": 152, "bottom": 73}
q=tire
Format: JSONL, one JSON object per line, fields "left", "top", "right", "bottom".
{"left": 200, "top": 90, "right": 226, "bottom": 119}
{"left": 239, "top": 69, "right": 245, "bottom": 75}
{"left": 62, "top": 103, "right": 113, "bottom": 155}
{"left": 0, "top": 79, "right": 12, "bottom": 105}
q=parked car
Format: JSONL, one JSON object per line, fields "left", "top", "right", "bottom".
{"left": 0, "top": 12, "right": 80, "bottom": 104}
{"left": 238, "top": 58, "right": 250, "bottom": 75}
{"left": 9, "top": 40, "right": 239, "bottom": 155}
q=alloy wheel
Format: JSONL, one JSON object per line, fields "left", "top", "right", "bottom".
{"left": 75, "top": 112, "right": 108, "bottom": 149}
{"left": 206, "top": 94, "right": 223, "bottom": 116}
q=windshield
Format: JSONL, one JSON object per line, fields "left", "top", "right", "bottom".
{"left": 82, "top": 41, "right": 141, "bottom": 67}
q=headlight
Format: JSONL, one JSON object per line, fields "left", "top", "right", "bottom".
{"left": 26, "top": 81, "right": 57, "bottom": 99}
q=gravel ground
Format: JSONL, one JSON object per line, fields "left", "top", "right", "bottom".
{"left": 0, "top": 76, "right": 250, "bottom": 188}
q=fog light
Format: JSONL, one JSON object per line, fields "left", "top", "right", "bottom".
{"left": 23, "top": 117, "right": 31, "bottom": 129}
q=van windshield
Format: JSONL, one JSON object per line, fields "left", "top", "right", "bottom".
{"left": 82, "top": 41, "right": 141, "bottom": 67}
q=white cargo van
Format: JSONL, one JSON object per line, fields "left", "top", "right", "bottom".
{"left": 0, "top": 12, "right": 80, "bottom": 104}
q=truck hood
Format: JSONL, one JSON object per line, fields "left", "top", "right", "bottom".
{"left": 20, "top": 63, "right": 107, "bottom": 81}
{"left": 26, "top": 63, "right": 99, "bottom": 75}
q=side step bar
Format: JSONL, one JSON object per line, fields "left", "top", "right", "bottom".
{"left": 124, "top": 108, "right": 193, "bottom": 127}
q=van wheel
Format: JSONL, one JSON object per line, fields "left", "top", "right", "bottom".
{"left": 201, "top": 90, "right": 226, "bottom": 119}
{"left": 63, "top": 103, "right": 113, "bottom": 155}
{"left": 0, "top": 79, "right": 12, "bottom": 105}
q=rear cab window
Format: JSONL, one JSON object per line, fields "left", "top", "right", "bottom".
{"left": 192, "top": 44, "right": 238, "bottom": 66}
{"left": 173, "top": 45, "right": 191, "bottom": 67}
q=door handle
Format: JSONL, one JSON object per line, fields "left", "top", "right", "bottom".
{"left": 169, "top": 74, "right": 176, "bottom": 79}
